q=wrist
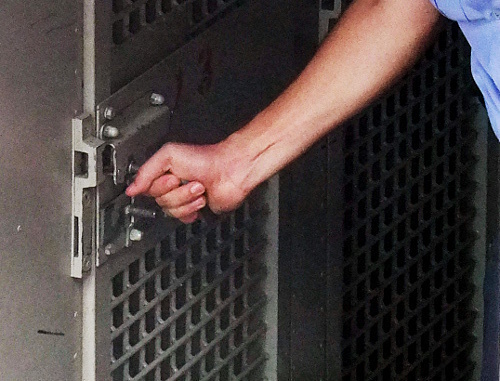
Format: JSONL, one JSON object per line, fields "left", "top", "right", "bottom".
{"left": 217, "top": 127, "right": 265, "bottom": 197}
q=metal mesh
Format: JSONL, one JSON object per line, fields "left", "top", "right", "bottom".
{"left": 112, "top": 0, "right": 243, "bottom": 45}
{"left": 339, "top": 22, "right": 479, "bottom": 381}
{"left": 110, "top": 197, "right": 269, "bottom": 381}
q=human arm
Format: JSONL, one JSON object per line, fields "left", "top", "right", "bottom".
{"left": 126, "top": 0, "right": 442, "bottom": 223}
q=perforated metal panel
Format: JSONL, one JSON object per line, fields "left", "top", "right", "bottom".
{"left": 83, "top": 0, "right": 290, "bottom": 379}
{"left": 336, "top": 22, "right": 485, "bottom": 381}
{"left": 109, "top": 191, "right": 272, "bottom": 381}
{"left": 112, "top": 0, "right": 243, "bottom": 45}
{"left": 110, "top": 0, "right": 248, "bottom": 90}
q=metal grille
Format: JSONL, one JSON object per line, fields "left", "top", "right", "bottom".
{"left": 110, "top": 196, "right": 269, "bottom": 381}
{"left": 112, "top": 0, "right": 243, "bottom": 45}
{"left": 339, "top": 22, "right": 480, "bottom": 381}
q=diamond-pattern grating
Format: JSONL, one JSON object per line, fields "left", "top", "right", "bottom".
{"left": 110, "top": 196, "right": 269, "bottom": 381}
{"left": 112, "top": 0, "right": 243, "bottom": 45}
{"left": 339, "top": 22, "right": 479, "bottom": 381}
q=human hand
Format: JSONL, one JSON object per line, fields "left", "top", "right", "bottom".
{"left": 126, "top": 142, "right": 249, "bottom": 223}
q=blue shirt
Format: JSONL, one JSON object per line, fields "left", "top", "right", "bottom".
{"left": 430, "top": 0, "right": 500, "bottom": 139}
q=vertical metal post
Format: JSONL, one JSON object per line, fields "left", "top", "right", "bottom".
{"left": 81, "top": 1, "right": 112, "bottom": 379}
{"left": 263, "top": 176, "right": 280, "bottom": 379}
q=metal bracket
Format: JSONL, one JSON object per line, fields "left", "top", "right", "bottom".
{"left": 71, "top": 114, "right": 104, "bottom": 278}
{"left": 98, "top": 93, "right": 171, "bottom": 185}
{"left": 96, "top": 193, "right": 167, "bottom": 267}
{"left": 94, "top": 91, "right": 174, "bottom": 267}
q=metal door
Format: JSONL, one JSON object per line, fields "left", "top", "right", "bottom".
{"left": 75, "top": 1, "right": 295, "bottom": 380}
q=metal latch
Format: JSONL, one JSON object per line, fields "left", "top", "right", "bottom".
{"left": 97, "top": 93, "right": 171, "bottom": 185}
{"left": 71, "top": 114, "right": 104, "bottom": 278}
{"left": 71, "top": 91, "right": 174, "bottom": 276}
{"left": 95, "top": 92, "right": 173, "bottom": 267}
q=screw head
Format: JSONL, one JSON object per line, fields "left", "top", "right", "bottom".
{"left": 82, "top": 256, "right": 92, "bottom": 271}
{"left": 102, "top": 125, "right": 120, "bottom": 139}
{"left": 129, "top": 229, "right": 144, "bottom": 242}
{"left": 103, "top": 106, "right": 116, "bottom": 120}
{"left": 150, "top": 93, "right": 165, "bottom": 106}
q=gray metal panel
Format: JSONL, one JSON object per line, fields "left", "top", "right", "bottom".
{"left": 92, "top": 189, "right": 277, "bottom": 380}
{"left": 80, "top": 0, "right": 293, "bottom": 380}
{"left": 0, "top": 1, "right": 82, "bottom": 381}
{"left": 110, "top": 0, "right": 252, "bottom": 91}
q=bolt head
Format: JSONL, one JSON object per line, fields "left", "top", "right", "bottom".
{"left": 102, "top": 125, "right": 120, "bottom": 139}
{"left": 103, "top": 106, "right": 116, "bottom": 120}
{"left": 150, "top": 93, "right": 165, "bottom": 106}
{"left": 129, "top": 229, "right": 144, "bottom": 242}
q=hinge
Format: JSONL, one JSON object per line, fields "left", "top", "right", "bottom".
{"left": 71, "top": 114, "right": 104, "bottom": 278}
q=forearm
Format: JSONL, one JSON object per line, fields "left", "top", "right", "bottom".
{"left": 222, "top": 0, "right": 441, "bottom": 194}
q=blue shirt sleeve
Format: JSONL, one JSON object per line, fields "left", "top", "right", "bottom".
{"left": 430, "top": 1, "right": 500, "bottom": 139}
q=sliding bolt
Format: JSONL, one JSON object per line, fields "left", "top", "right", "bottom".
{"left": 128, "top": 162, "right": 141, "bottom": 175}
{"left": 103, "top": 106, "right": 116, "bottom": 120}
{"left": 129, "top": 228, "right": 144, "bottom": 242}
{"left": 124, "top": 205, "right": 157, "bottom": 219}
{"left": 150, "top": 93, "right": 165, "bottom": 106}
{"left": 101, "top": 125, "right": 120, "bottom": 139}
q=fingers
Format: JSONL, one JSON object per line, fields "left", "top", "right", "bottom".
{"left": 147, "top": 174, "right": 181, "bottom": 198}
{"left": 126, "top": 145, "right": 172, "bottom": 197}
{"left": 179, "top": 212, "right": 200, "bottom": 224}
{"left": 155, "top": 181, "right": 205, "bottom": 208}
{"left": 161, "top": 196, "right": 206, "bottom": 220}
{"left": 148, "top": 178, "right": 206, "bottom": 222}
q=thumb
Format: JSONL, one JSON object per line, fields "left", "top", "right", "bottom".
{"left": 126, "top": 146, "right": 172, "bottom": 197}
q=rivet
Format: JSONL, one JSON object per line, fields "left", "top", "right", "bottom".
{"left": 129, "top": 229, "right": 144, "bottom": 242}
{"left": 102, "top": 125, "right": 120, "bottom": 139}
{"left": 103, "top": 106, "right": 116, "bottom": 120}
{"left": 150, "top": 93, "right": 165, "bottom": 106}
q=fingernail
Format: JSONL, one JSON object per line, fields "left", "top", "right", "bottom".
{"left": 190, "top": 183, "right": 205, "bottom": 195}
{"left": 196, "top": 198, "right": 206, "bottom": 209}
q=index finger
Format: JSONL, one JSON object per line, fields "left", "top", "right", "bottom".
{"left": 147, "top": 174, "right": 181, "bottom": 198}
{"left": 126, "top": 145, "right": 172, "bottom": 197}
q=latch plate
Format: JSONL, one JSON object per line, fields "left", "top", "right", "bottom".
{"left": 98, "top": 94, "right": 171, "bottom": 185}
{"left": 94, "top": 89, "right": 174, "bottom": 267}
{"left": 71, "top": 114, "right": 104, "bottom": 278}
